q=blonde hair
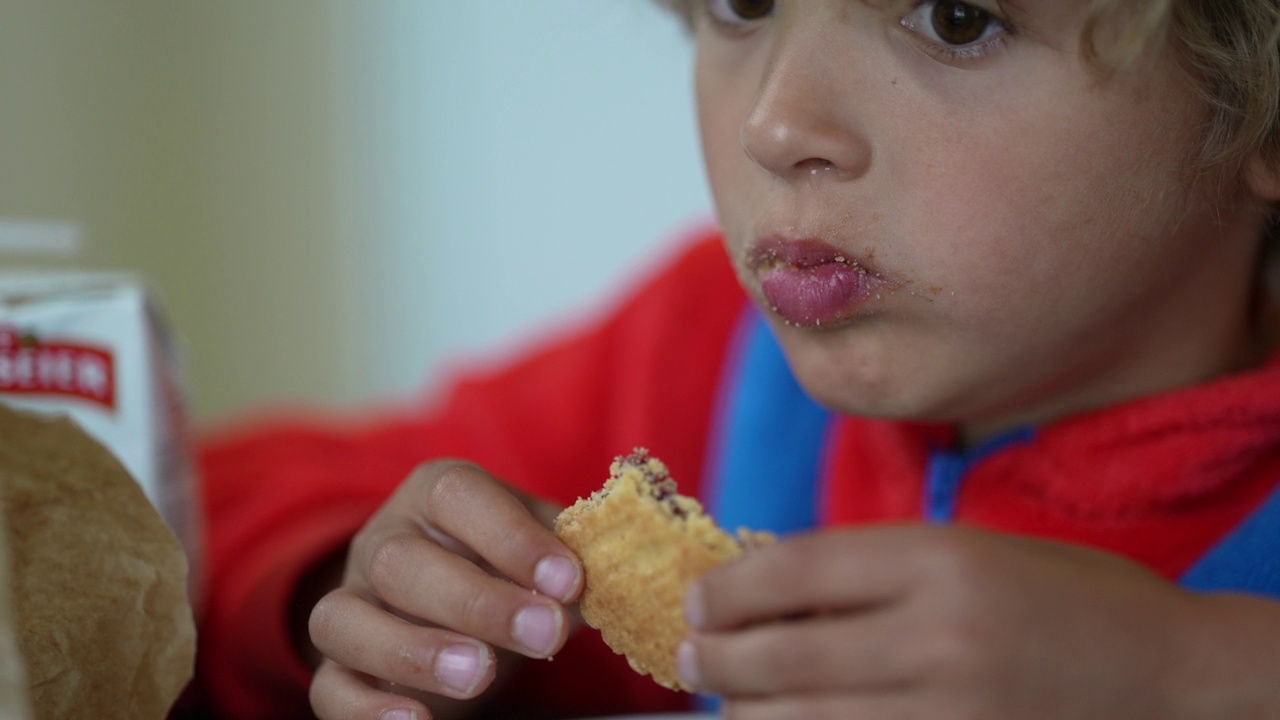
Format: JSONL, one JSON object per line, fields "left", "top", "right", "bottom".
{"left": 655, "top": 0, "right": 1280, "bottom": 171}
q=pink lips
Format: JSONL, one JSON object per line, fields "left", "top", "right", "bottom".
{"left": 749, "top": 238, "right": 887, "bottom": 327}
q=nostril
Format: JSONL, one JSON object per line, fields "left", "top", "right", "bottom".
{"left": 799, "top": 158, "right": 836, "bottom": 176}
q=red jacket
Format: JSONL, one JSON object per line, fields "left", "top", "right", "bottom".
{"left": 193, "top": 229, "right": 1280, "bottom": 719}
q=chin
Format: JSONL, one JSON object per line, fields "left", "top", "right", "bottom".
{"left": 803, "top": 378, "right": 925, "bottom": 420}
{"left": 778, "top": 330, "right": 905, "bottom": 417}
{"left": 770, "top": 316, "right": 980, "bottom": 422}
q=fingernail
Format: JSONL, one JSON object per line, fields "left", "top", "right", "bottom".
{"left": 435, "top": 643, "right": 484, "bottom": 694}
{"left": 534, "top": 555, "right": 579, "bottom": 601}
{"left": 513, "top": 604, "right": 561, "bottom": 657}
{"left": 677, "top": 640, "right": 701, "bottom": 689}
{"left": 684, "top": 582, "right": 706, "bottom": 630}
{"left": 380, "top": 710, "right": 417, "bottom": 720}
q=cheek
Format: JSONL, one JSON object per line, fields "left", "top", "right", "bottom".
{"left": 893, "top": 103, "right": 1201, "bottom": 318}
{"left": 695, "top": 50, "right": 766, "bottom": 239}
{"left": 697, "top": 95, "right": 747, "bottom": 225}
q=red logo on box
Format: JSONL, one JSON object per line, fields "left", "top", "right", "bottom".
{"left": 0, "top": 326, "right": 116, "bottom": 409}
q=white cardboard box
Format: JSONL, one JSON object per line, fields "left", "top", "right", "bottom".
{"left": 0, "top": 271, "right": 202, "bottom": 595}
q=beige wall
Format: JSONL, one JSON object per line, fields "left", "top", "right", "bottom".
{"left": 0, "top": 0, "right": 359, "bottom": 422}
{"left": 0, "top": 1, "right": 711, "bottom": 424}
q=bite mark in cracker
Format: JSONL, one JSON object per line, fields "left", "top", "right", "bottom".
{"left": 553, "top": 448, "right": 771, "bottom": 691}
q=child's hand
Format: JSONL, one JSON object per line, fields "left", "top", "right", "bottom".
{"left": 307, "top": 460, "right": 582, "bottom": 720}
{"left": 678, "top": 525, "right": 1259, "bottom": 720}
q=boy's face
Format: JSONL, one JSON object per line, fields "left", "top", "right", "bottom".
{"left": 695, "top": 0, "right": 1273, "bottom": 439}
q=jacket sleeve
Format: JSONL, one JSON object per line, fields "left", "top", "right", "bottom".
{"left": 191, "top": 230, "right": 746, "bottom": 719}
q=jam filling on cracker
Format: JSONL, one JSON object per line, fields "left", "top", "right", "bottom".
{"left": 619, "top": 449, "right": 688, "bottom": 518}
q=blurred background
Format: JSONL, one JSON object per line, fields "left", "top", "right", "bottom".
{"left": 0, "top": 0, "right": 712, "bottom": 423}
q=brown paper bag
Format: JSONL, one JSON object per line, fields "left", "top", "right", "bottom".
{"left": 0, "top": 495, "right": 33, "bottom": 720}
{"left": 0, "top": 403, "right": 195, "bottom": 719}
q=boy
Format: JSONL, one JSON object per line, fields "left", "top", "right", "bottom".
{"left": 196, "top": 1, "right": 1280, "bottom": 718}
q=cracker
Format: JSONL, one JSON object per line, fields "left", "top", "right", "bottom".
{"left": 554, "top": 448, "right": 769, "bottom": 691}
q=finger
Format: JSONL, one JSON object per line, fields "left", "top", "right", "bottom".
{"left": 310, "top": 660, "right": 431, "bottom": 720}
{"left": 679, "top": 613, "right": 915, "bottom": 696}
{"left": 414, "top": 461, "right": 582, "bottom": 602}
{"left": 721, "top": 693, "right": 917, "bottom": 720}
{"left": 690, "top": 526, "right": 927, "bottom": 631}
{"left": 363, "top": 533, "right": 571, "bottom": 659}
{"left": 310, "top": 588, "right": 496, "bottom": 698}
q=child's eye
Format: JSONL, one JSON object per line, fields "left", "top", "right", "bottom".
{"left": 704, "top": 0, "right": 775, "bottom": 27}
{"left": 900, "top": 0, "right": 1010, "bottom": 60}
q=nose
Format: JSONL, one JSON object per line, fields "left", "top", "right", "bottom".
{"left": 740, "top": 38, "right": 872, "bottom": 183}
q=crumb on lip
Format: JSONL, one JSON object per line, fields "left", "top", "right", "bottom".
{"left": 748, "top": 247, "right": 867, "bottom": 273}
